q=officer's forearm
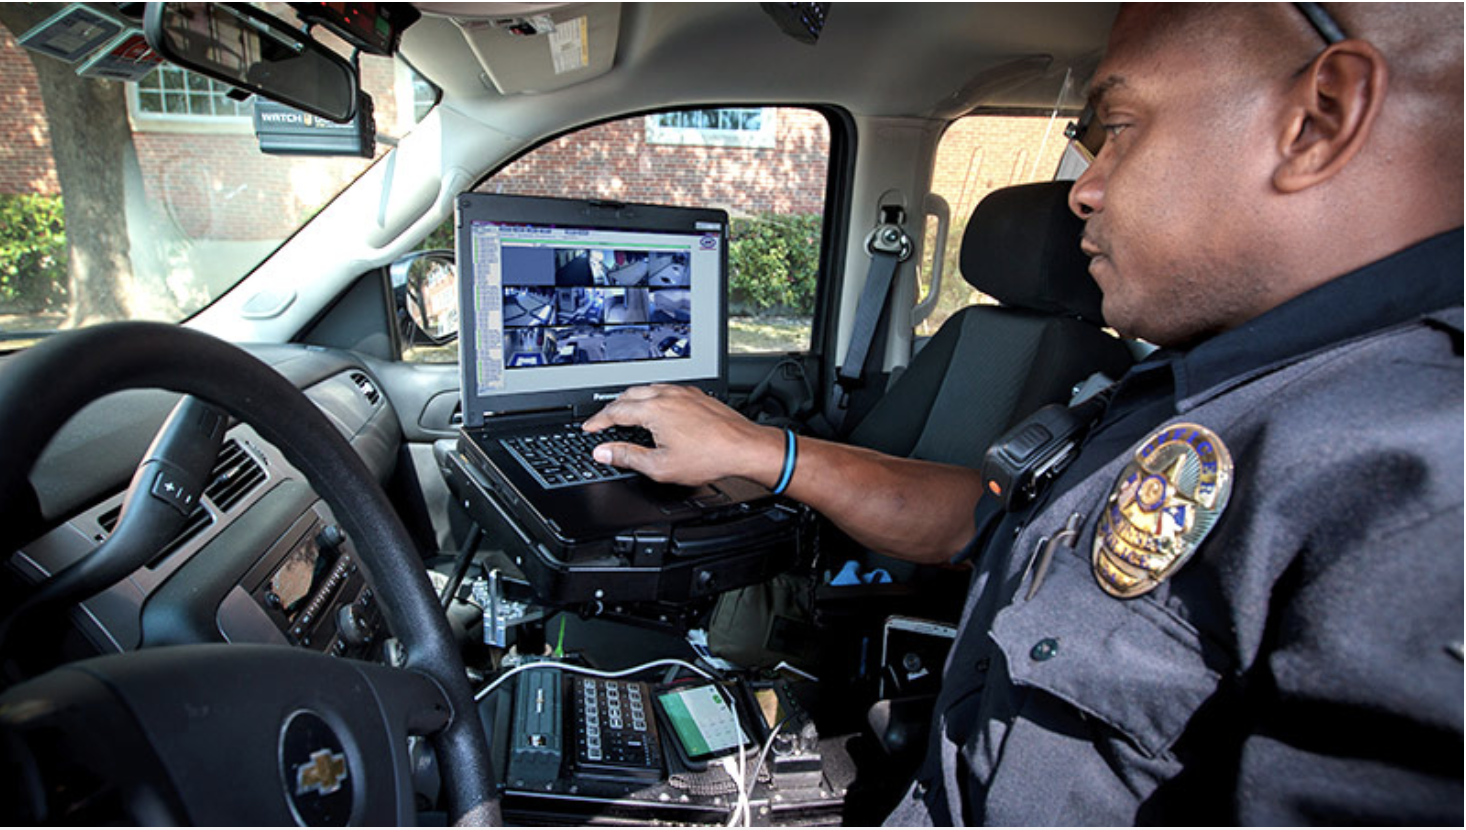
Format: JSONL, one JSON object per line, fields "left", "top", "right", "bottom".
{"left": 775, "top": 435, "right": 983, "bottom": 564}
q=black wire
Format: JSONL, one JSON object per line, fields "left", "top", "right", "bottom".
{"left": 440, "top": 523, "right": 484, "bottom": 609}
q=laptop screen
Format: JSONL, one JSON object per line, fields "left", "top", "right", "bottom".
{"left": 456, "top": 193, "right": 728, "bottom": 426}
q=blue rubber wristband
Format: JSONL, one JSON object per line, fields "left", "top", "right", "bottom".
{"left": 772, "top": 428, "right": 797, "bottom": 495}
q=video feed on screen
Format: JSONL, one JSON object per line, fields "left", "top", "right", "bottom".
{"left": 501, "top": 244, "right": 694, "bottom": 369}
{"left": 650, "top": 289, "right": 691, "bottom": 323}
{"left": 545, "top": 248, "right": 692, "bottom": 288}
{"left": 503, "top": 287, "right": 555, "bottom": 326}
{"left": 505, "top": 327, "right": 549, "bottom": 367}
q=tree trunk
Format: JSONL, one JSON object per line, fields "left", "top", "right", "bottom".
{"left": 0, "top": 6, "right": 138, "bottom": 327}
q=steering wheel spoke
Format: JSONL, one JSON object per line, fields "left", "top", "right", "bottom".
{"left": 0, "top": 645, "right": 453, "bottom": 825}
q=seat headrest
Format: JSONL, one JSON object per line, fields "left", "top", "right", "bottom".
{"left": 959, "top": 181, "right": 1106, "bottom": 324}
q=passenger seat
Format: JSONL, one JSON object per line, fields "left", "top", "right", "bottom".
{"left": 829, "top": 181, "right": 1132, "bottom": 592}
{"left": 832, "top": 181, "right": 1135, "bottom": 772}
{"left": 848, "top": 180, "right": 1132, "bottom": 470}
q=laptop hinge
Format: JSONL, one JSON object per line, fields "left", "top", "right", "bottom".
{"left": 481, "top": 406, "right": 576, "bottom": 427}
{"left": 571, "top": 400, "right": 609, "bottom": 420}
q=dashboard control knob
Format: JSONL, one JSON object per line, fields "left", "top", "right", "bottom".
{"left": 337, "top": 604, "right": 371, "bottom": 647}
{"left": 316, "top": 524, "right": 345, "bottom": 551}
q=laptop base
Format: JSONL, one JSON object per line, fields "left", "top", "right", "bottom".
{"left": 439, "top": 443, "right": 810, "bottom": 607}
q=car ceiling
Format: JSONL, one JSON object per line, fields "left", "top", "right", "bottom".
{"left": 402, "top": 3, "right": 1117, "bottom": 141}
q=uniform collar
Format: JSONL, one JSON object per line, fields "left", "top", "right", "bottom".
{"left": 1168, "top": 228, "right": 1464, "bottom": 411}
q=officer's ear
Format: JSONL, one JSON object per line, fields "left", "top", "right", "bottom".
{"left": 1273, "top": 39, "right": 1388, "bottom": 193}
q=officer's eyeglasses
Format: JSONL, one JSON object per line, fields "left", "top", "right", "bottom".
{"left": 1293, "top": 3, "right": 1347, "bottom": 45}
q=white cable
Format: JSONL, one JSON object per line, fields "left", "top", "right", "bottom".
{"left": 726, "top": 718, "right": 786, "bottom": 827}
{"left": 748, "top": 718, "right": 786, "bottom": 794}
{"left": 473, "top": 656, "right": 716, "bottom": 701}
{"left": 719, "top": 756, "right": 742, "bottom": 826}
{"left": 737, "top": 735, "right": 749, "bottom": 828}
{"left": 723, "top": 697, "right": 789, "bottom": 828}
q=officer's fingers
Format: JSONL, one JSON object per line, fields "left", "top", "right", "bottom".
{"left": 582, "top": 385, "right": 669, "bottom": 432}
{"left": 583, "top": 397, "right": 648, "bottom": 432}
{"left": 592, "top": 441, "right": 660, "bottom": 476}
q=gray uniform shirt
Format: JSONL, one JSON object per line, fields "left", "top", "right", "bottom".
{"left": 887, "top": 231, "right": 1464, "bottom": 825}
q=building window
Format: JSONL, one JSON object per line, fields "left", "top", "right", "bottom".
{"left": 134, "top": 66, "right": 251, "bottom": 119}
{"left": 645, "top": 107, "right": 777, "bottom": 148}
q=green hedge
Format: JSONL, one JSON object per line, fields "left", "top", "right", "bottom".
{"left": 0, "top": 194, "right": 68, "bottom": 312}
{"left": 728, "top": 212, "right": 820, "bottom": 316}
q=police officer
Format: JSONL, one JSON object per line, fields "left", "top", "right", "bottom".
{"left": 585, "top": 3, "right": 1462, "bottom": 823}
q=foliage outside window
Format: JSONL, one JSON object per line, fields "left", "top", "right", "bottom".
{"left": 0, "top": 194, "right": 67, "bottom": 314}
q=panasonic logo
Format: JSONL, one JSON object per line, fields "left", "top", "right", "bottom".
{"left": 592, "top": 393, "right": 619, "bottom": 402}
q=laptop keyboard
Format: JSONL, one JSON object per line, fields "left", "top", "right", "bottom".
{"left": 501, "top": 425, "right": 656, "bottom": 489}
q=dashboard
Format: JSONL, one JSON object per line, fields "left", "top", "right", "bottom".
{"left": 7, "top": 344, "right": 401, "bottom": 666}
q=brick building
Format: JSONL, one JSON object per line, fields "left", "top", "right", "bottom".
{"left": 0, "top": 27, "right": 57, "bottom": 195}
{"left": 486, "top": 109, "right": 832, "bottom": 216}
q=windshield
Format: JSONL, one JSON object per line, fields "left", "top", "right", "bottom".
{"left": 0, "top": 3, "right": 435, "bottom": 348}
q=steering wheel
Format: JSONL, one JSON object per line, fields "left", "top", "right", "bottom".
{"left": 0, "top": 323, "right": 500, "bottom": 825}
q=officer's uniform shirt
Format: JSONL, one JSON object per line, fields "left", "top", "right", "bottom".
{"left": 886, "top": 229, "right": 1464, "bottom": 825}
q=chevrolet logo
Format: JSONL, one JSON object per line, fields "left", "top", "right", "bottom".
{"left": 295, "top": 748, "right": 349, "bottom": 796}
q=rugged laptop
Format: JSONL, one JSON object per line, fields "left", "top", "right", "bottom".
{"left": 449, "top": 193, "right": 801, "bottom": 605}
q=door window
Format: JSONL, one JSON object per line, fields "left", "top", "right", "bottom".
{"left": 404, "top": 107, "right": 833, "bottom": 363}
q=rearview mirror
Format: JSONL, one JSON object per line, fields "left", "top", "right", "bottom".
{"left": 143, "top": 2, "right": 359, "bottom": 122}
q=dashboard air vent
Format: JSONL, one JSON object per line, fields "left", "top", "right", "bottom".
{"left": 206, "top": 439, "right": 267, "bottom": 512}
{"left": 148, "top": 505, "right": 214, "bottom": 568}
{"left": 97, "top": 502, "right": 213, "bottom": 568}
{"left": 98, "top": 504, "right": 121, "bottom": 535}
{"left": 351, "top": 371, "right": 381, "bottom": 406}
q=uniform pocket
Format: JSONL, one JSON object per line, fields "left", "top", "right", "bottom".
{"left": 989, "top": 546, "right": 1224, "bottom": 758}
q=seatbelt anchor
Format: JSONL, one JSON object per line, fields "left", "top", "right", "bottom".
{"left": 864, "top": 223, "right": 912, "bottom": 262}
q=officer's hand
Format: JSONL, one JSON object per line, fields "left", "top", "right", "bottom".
{"left": 583, "top": 384, "right": 784, "bottom": 487}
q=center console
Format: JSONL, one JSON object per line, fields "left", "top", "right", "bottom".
{"left": 237, "top": 507, "right": 386, "bottom": 659}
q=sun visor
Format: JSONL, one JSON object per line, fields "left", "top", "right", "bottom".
{"left": 452, "top": 4, "right": 620, "bottom": 95}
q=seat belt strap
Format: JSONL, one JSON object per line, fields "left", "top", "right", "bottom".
{"left": 828, "top": 215, "right": 911, "bottom": 433}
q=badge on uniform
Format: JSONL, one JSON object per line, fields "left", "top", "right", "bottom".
{"left": 1092, "top": 423, "right": 1233, "bottom": 598}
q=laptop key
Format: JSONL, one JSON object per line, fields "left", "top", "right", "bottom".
{"left": 500, "top": 423, "right": 646, "bottom": 490}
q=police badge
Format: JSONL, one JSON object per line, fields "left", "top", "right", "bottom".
{"left": 1093, "top": 423, "right": 1233, "bottom": 598}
